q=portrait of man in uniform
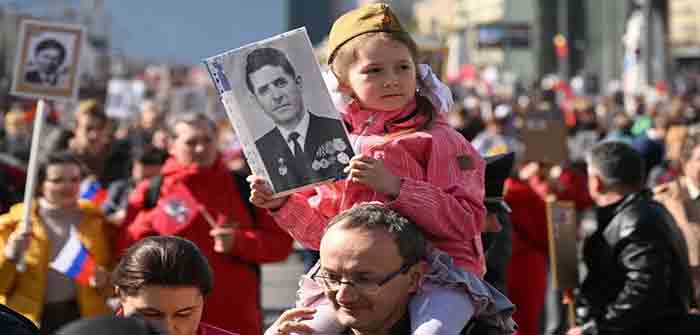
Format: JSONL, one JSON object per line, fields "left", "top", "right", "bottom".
{"left": 23, "top": 38, "right": 68, "bottom": 87}
{"left": 245, "top": 47, "right": 354, "bottom": 193}
{"left": 11, "top": 20, "right": 84, "bottom": 101}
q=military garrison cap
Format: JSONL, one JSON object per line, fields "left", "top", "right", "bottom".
{"left": 327, "top": 3, "right": 407, "bottom": 64}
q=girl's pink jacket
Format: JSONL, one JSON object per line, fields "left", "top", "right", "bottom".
{"left": 271, "top": 100, "right": 487, "bottom": 276}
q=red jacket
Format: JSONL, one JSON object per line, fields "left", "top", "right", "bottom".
{"left": 119, "top": 156, "right": 293, "bottom": 335}
{"left": 505, "top": 177, "right": 548, "bottom": 335}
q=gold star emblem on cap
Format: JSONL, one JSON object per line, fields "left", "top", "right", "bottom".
{"left": 382, "top": 12, "right": 392, "bottom": 26}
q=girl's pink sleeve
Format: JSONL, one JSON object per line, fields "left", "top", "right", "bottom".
{"left": 269, "top": 189, "right": 334, "bottom": 250}
{"left": 387, "top": 130, "right": 486, "bottom": 242}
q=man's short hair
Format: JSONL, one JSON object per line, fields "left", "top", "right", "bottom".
{"left": 245, "top": 47, "right": 296, "bottom": 95}
{"left": 586, "top": 141, "right": 645, "bottom": 189}
{"left": 166, "top": 112, "right": 216, "bottom": 138}
{"left": 34, "top": 38, "right": 66, "bottom": 65}
{"left": 326, "top": 203, "right": 426, "bottom": 266}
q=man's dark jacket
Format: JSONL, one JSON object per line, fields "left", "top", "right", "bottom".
{"left": 0, "top": 304, "right": 39, "bottom": 335}
{"left": 255, "top": 113, "right": 353, "bottom": 193}
{"left": 580, "top": 189, "right": 693, "bottom": 334}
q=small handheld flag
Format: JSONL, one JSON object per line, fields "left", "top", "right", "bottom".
{"left": 79, "top": 179, "right": 108, "bottom": 205}
{"left": 49, "top": 226, "right": 96, "bottom": 285}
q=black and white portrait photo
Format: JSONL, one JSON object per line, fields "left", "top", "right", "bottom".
{"left": 204, "top": 28, "right": 354, "bottom": 195}
{"left": 11, "top": 20, "right": 84, "bottom": 100}
{"left": 24, "top": 38, "right": 68, "bottom": 87}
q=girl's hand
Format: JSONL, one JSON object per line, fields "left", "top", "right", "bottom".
{"left": 264, "top": 307, "right": 316, "bottom": 335}
{"left": 247, "top": 175, "right": 288, "bottom": 210}
{"left": 345, "top": 154, "right": 402, "bottom": 198}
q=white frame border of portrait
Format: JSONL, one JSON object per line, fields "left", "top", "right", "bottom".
{"left": 10, "top": 19, "right": 85, "bottom": 101}
{"left": 206, "top": 27, "right": 352, "bottom": 196}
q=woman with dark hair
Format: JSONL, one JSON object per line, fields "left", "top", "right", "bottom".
{"left": 56, "top": 315, "right": 164, "bottom": 335}
{"left": 113, "top": 236, "right": 238, "bottom": 335}
{"left": 0, "top": 151, "right": 113, "bottom": 334}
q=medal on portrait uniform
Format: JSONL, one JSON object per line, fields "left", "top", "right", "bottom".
{"left": 278, "top": 157, "right": 288, "bottom": 176}
{"left": 337, "top": 152, "right": 350, "bottom": 164}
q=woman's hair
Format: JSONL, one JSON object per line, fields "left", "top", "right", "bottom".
{"left": 330, "top": 32, "right": 435, "bottom": 131}
{"left": 56, "top": 316, "right": 165, "bottom": 335}
{"left": 76, "top": 99, "right": 109, "bottom": 128}
{"left": 112, "top": 236, "right": 214, "bottom": 296}
{"left": 36, "top": 151, "right": 84, "bottom": 195}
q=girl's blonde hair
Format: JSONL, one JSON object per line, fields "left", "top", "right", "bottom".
{"left": 330, "top": 31, "right": 435, "bottom": 131}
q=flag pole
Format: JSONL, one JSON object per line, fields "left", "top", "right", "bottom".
{"left": 16, "top": 99, "right": 48, "bottom": 272}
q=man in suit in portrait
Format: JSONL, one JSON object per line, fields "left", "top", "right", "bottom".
{"left": 24, "top": 38, "right": 67, "bottom": 87}
{"left": 245, "top": 47, "right": 353, "bottom": 193}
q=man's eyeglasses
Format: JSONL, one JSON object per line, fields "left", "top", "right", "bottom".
{"left": 311, "top": 263, "right": 414, "bottom": 295}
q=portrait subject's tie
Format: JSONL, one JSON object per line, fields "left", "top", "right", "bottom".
{"left": 289, "top": 132, "right": 304, "bottom": 157}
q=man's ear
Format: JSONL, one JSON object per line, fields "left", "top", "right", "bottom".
{"left": 407, "top": 261, "right": 428, "bottom": 294}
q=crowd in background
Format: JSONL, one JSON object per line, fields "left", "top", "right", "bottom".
{"left": 1, "top": 58, "right": 700, "bottom": 335}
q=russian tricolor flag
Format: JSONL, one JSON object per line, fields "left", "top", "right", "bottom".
{"left": 79, "top": 179, "right": 108, "bottom": 205}
{"left": 49, "top": 226, "right": 96, "bottom": 285}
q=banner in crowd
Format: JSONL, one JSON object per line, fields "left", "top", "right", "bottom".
{"left": 10, "top": 20, "right": 85, "bottom": 101}
{"left": 519, "top": 105, "right": 569, "bottom": 164}
{"left": 105, "top": 79, "right": 146, "bottom": 120}
{"left": 203, "top": 27, "right": 354, "bottom": 196}
{"left": 546, "top": 200, "right": 578, "bottom": 291}
{"left": 170, "top": 85, "right": 209, "bottom": 116}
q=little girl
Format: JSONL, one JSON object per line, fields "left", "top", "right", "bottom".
{"left": 250, "top": 3, "right": 514, "bottom": 334}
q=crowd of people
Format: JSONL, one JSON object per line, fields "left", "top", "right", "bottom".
{"left": 1, "top": 2, "right": 700, "bottom": 335}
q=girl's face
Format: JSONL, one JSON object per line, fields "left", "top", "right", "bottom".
{"left": 41, "top": 163, "right": 81, "bottom": 208}
{"left": 343, "top": 37, "right": 416, "bottom": 112}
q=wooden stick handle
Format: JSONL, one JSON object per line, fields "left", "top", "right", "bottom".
{"left": 563, "top": 288, "right": 577, "bottom": 328}
{"left": 17, "top": 99, "right": 48, "bottom": 272}
{"left": 200, "top": 206, "right": 217, "bottom": 228}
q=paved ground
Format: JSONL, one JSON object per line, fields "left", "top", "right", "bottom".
{"left": 260, "top": 250, "right": 306, "bottom": 328}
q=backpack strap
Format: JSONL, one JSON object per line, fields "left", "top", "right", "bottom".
{"left": 144, "top": 175, "right": 164, "bottom": 209}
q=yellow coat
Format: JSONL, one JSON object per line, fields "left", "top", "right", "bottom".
{"left": 0, "top": 200, "right": 113, "bottom": 326}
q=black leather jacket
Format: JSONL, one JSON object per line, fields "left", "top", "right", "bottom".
{"left": 580, "top": 189, "right": 693, "bottom": 335}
